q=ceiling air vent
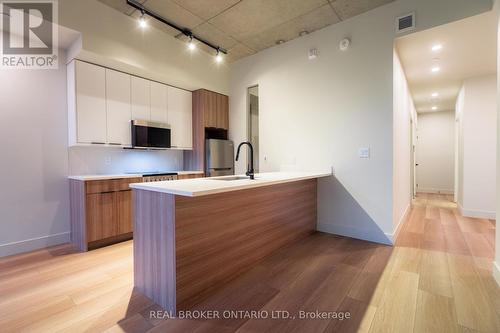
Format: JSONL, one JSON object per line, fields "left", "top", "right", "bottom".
{"left": 396, "top": 13, "right": 415, "bottom": 34}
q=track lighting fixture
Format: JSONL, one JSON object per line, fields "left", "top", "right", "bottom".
{"left": 188, "top": 36, "right": 196, "bottom": 51}
{"left": 127, "top": 0, "right": 227, "bottom": 56}
{"left": 138, "top": 10, "right": 147, "bottom": 29}
{"left": 215, "top": 49, "right": 223, "bottom": 63}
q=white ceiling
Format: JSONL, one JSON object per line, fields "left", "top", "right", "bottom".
{"left": 99, "top": 0, "right": 395, "bottom": 62}
{"left": 396, "top": 11, "right": 497, "bottom": 114}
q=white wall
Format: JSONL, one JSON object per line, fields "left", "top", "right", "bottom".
{"left": 229, "top": 0, "right": 492, "bottom": 245}
{"left": 59, "top": 0, "right": 229, "bottom": 94}
{"left": 393, "top": 49, "right": 417, "bottom": 237}
{"left": 0, "top": 53, "right": 71, "bottom": 256}
{"left": 456, "top": 75, "right": 497, "bottom": 219}
{"left": 416, "top": 111, "right": 455, "bottom": 194}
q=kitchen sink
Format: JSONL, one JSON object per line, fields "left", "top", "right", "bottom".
{"left": 210, "top": 176, "right": 255, "bottom": 181}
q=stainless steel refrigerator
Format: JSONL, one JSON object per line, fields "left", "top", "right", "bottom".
{"left": 205, "top": 139, "right": 235, "bottom": 177}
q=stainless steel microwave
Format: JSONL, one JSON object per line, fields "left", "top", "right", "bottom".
{"left": 131, "top": 120, "right": 171, "bottom": 148}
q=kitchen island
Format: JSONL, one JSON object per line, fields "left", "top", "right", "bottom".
{"left": 130, "top": 171, "right": 331, "bottom": 312}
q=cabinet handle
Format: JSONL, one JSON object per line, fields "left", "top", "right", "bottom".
{"left": 91, "top": 142, "right": 105, "bottom": 145}
{"left": 108, "top": 142, "right": 122, "bottom": 146}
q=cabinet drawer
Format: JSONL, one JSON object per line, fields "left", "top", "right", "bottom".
{"left": 86, "top": 177, "right": 142, "bottom": 194}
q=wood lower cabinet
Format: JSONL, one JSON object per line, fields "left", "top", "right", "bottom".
{"left": 70, "top": 177, "right": 141, "bottom": 251}
{"left": 177, "top": 173, "right": 204, "bottom": 180}
{"left": 116, "top": 190, "right": 133, "bottom": 234}
{"left": 86, "top": 192, "right": 117, "bottom": 242}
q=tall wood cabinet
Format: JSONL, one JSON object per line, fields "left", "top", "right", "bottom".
{"left": 184, "top": 89, "right": 229, "bottom": 172}
{"left": 199, "top": 89, "right": 229, "bottom": 130}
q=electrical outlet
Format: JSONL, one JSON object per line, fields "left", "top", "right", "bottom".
{"left": 105, "top": 156, "right": 112, "bottom": 165}
{"left": 358, "top": 147, "right": 370, "bottom": 159}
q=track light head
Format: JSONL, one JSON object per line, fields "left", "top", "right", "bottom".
{"left": 139, "top": 10, "right": 147, "bottom": 28}
{"left": 188, "top": 36, "right": 196, "bottom": 51}
{"left": 215, "top": 49, "right": 223, "bottom": 63}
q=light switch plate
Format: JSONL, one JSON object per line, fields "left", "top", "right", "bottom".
{"left": 359, "top": 147, "right": 370, "bottom": 159}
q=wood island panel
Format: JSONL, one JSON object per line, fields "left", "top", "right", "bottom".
{"left": 133, "top": 179, "right": 317, "bottom": 313}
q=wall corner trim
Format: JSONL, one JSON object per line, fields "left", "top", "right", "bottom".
{"left": 389, "top": 203, "right": 411, "bottom": 244}
{"left": 493, "top": 261, "right": 500, "bottom": 287}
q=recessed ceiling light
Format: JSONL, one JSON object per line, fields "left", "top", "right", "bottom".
{"left": 431, "top": 92, "right": 439, "bottom": 98}
{"left": 432, "top": 44, "right": 443, "bottom": 52}
{"left": 432, "top": 106, "right": 438, "bottom": 110}
{"left": 431, "top": 66, "right": 441, "bottom": 73}
{"left": 299, "top": 30, "right": 309, "bottom": 37}
{"left": 276, "top": 40, "right": 285, "bottom": 45}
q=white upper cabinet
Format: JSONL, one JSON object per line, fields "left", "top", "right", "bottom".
{"left": 106, "top": 69, "right": 131, "bottom": 146}
{"left": 150, "top": 81, "right": 168, "bottom": 124}
{"left": 131, "top": 76, "right": 151, "bottom": 121}
{"left": 73, "top": 61, "right": 107, "bottom": 144}
{"left": 68, "top": 60, "right": 193, "bottom": 150}
{"left": 168, "top": 87, "right": 192, "bottom": 149}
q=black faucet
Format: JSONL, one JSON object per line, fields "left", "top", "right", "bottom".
{"left": 235, "top": 141, "right": 255, "bottom": 180}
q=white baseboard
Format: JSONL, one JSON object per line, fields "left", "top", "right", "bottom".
{"left": 317, "top": 223, "right": 392, "bottom": 245}
{"left": 493, "top": 261, "right": 500, "bottom": 287}
{"left": 388, "top": 204, "right": 410, "bottom": 244}
{"left": 417, "top": 188, "right": 454, "bottom": 195}
{"left": 0, "top": 232, "right": 70, "bottom": 257}
{"left": 458, "top": 203, "right": 496, "bottom": 219}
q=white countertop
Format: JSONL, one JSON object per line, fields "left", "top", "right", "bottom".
{"left": 68, "top": 171, "right": 204, "bottom": 181}
{"left": 129, "top": 171, "right": 332, "bottom": 197}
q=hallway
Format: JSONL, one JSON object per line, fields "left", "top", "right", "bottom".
{"left": 395, "top": 193, "right": 498, "bottom": 332}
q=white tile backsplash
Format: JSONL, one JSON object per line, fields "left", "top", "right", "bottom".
{"left": 68, "top": 146, "right": 183, "bottom": 175}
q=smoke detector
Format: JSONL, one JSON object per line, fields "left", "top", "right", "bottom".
{"left": 339, "top": 38, "right": 351, "bottom": 51}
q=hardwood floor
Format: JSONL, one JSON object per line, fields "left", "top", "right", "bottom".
{"left": 0, "top": 193, "right": 498, "bottom": 332}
